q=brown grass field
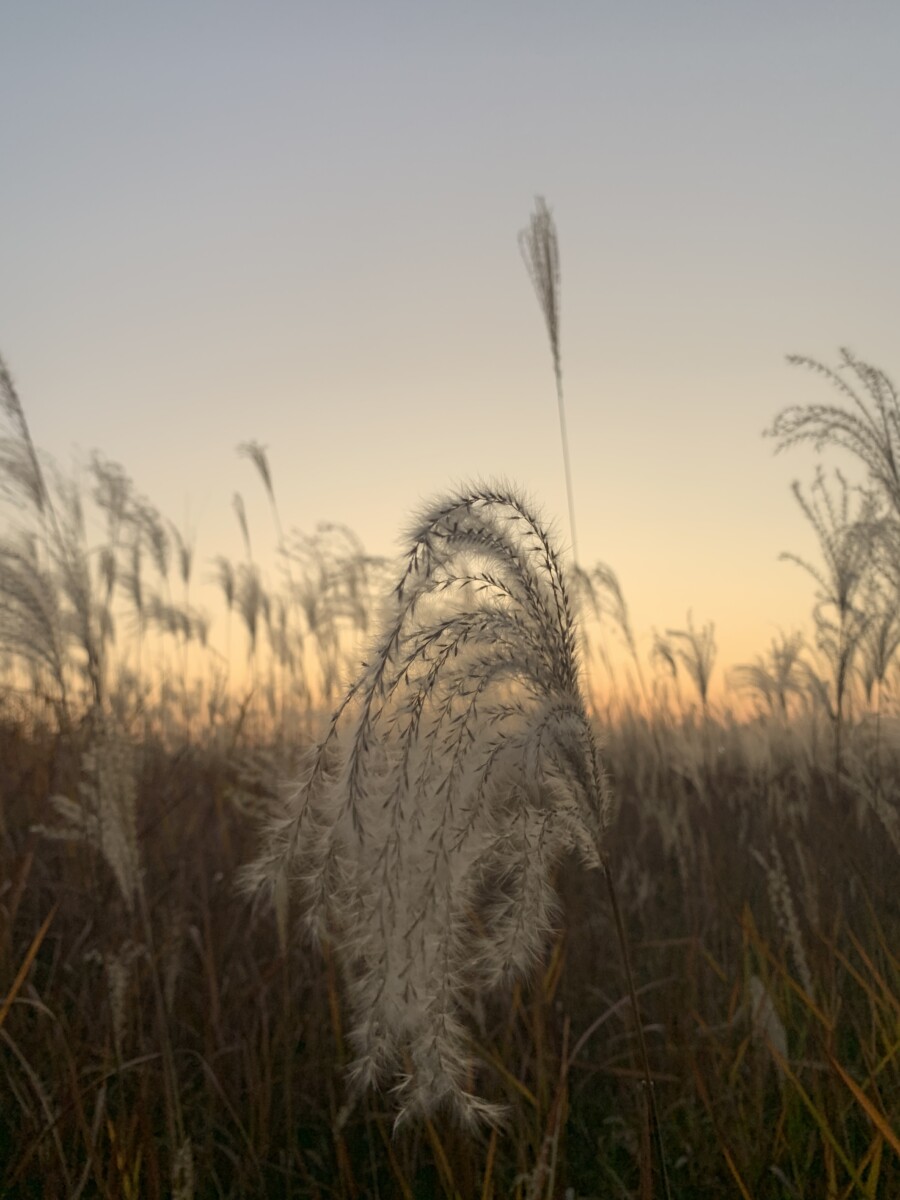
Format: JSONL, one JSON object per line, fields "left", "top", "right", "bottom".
{"left": 2, "top": 688, "right": 899, "bottom": 1197}
{"left": 1, "top": 347, "right": 899, "bottom": 1197}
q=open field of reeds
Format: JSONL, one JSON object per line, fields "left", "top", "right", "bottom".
{"left": 1, "top": 348, "right": 899, "bottom": 1198}
{"left": 3, "top": 695, "right": 898, "bottom": 1197}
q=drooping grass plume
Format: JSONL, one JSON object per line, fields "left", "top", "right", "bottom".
{"left": 0, "top": 354, "right": 50, "bottom": 516}
{"left": 767, "top": 352, "right": 900, "bottom": 674}
{"left": 0, "top": 532, "right": 69, "bottom": 715}
{"left": 239, "top": 439, "right": 282, "bottom": 542}
{"left": 1, "top": 357, "right": 110, "bottom": 715}
{"left": 782, "top": 469, "right": 877, "bottom": 787}
{"left": 767, "top": 350, "right": 900, "bottom": 515}
{"left": 858, "top": 582, "right": 900, "bottom": 708}
{"left": 243, "top": 484, "right": 613, "bottom": 1128}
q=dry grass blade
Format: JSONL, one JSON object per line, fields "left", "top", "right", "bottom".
{"left": 0, "top": 903, "right": 57, "bottom": 1031}
{"left": 690, "top": 1060, "right": 754, "bottom": 1200}
{"left": 764, "top": 1040, "right": 869, "bottom": 1191}
{"left": 826, "top": 1053, "right": 900, "bottom": 1159}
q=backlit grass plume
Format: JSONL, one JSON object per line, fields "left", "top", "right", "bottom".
{"left": 244, "top": 484, "right": 613, "bottom": 1128}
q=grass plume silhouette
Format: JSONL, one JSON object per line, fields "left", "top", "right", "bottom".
{"left": 243, "top": 483, "right": 613, "bottom": 1128}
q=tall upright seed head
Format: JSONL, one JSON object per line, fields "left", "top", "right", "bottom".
{"left": 519, "top": 196, "right": 580, "bottom": 567}
{"left": 519, "top": 197, "right": 561, "bottom": 384}
{"left": 244, "top": 485, "right": 613, "bottom": 1128}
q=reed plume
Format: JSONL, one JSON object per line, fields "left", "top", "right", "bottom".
{"left": 243, "top": 484, "right": 613, "bottom": 1128}
{"left": 730, "top": 631, "right": 807, "bottom": 718}
{"left": 782, "top": 468, "right": 876, "bottom": 787}
{"left": 665, "top": 612, "right": 717, "bottom": 717}
{"left": 767, "top": 350, "right": 900, "bottom": 517}
{"left": 519, "top": 197, "right": 579, "bottom": 564}
{"left": 36, "top": 718, "right": 143, "bottom": 913}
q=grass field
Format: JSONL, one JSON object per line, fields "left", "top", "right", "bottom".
{"left": 1, "top": 351, "right": 899, "bottom": 1197}
{"left": 2, "top": 701, "right": 898, "bottom": 1198}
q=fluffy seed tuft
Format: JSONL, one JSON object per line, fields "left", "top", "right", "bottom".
{"left": 243, "top": 484, "right": 613, "bottom": 1126}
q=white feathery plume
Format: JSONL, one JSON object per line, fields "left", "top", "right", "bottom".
{"left": 243, "top": 484, "right": 613, "bottom": 1127}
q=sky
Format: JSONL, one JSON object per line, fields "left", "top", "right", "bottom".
{"left": 2, "top": 2, "right": 899, "bottom": 698}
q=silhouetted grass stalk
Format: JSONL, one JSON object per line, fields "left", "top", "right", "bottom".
{"left": 519, "top": 197, "right": 578, "bottom": 566}
{"left": 520, "top": 198, "right": 671, "bottom": 1193}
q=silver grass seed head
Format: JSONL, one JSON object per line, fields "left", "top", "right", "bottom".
{"left": 247, "top": 484, "right": 613, "bottom": 1128}
{"left": 519, "top": 196, "right": 561, "bottom": 373}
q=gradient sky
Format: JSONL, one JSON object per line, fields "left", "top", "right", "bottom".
{"left": 2, "top": 2, "right": 899, "bottom": 695}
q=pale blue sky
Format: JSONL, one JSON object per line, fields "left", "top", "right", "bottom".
{"left": 2, "top": 2, "right": 899, "bottom": 682}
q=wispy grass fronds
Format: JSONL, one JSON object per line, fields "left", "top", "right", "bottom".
{"left": 519, "top": 198, "right": 561, "bottom": 386}
{"left": 103, "top": 939, "right": 144, "bottom": 1057}
{"left": 0, "top": 532, "right": 69, "bottom": 711}
{"left": 665, "top": 612, "right": 717, "bottom": 716}
{"left": 239, "top": 440, "right": 281, "bottom": 541}
{"left": 590, "top": 563, "right": 637, "bottom": 663}
{"left": 244, "top": 484, "right": 612, "bottom": 1128}
{"left": 783, "top": 469, "right": 877, "bottom": 620}
{"left": 233, "top": 492, "right": 252, "bottom": 560}
{"left": 283, "top": 523, "right": 387, "bottom": 706}
{"left": 783, "top": 469, "right": 877, "bottom": 785}
{"left": 747, "top": 973, "right": 788, "bottom": 1077}
{"left": 858, "top": 587, "right": 900, "bottom": 705}
{"left": 757, "top": 840, "right": 815, "bottom": 1000}
{"left": 0, "top": 354, "right": 50, "bottom": 515}
{"left": 767, "top": 350, "right": 900, "bottom": 514}
{"left": 235, "top": 563, "right": 267, "bottom": 663}
{"left": 730, "top": 631, "right": 807, "bottom": 718}
{"left": 36, "top": 719, "right": 143, "bottom": 913}
{"left": 519, "top": 196, "right": 580, "bottom": 564}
